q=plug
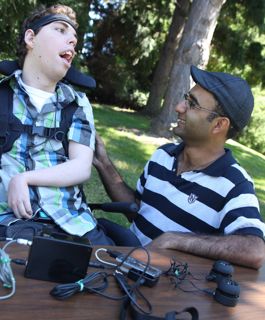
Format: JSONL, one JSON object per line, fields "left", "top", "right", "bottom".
{"left": 16, "top": 239, "right": 32, "bottom": 246}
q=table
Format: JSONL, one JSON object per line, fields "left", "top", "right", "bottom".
{"left": 0, "top": 242, "right": 264, "bottom": 320}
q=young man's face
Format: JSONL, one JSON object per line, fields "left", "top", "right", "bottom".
{"left": 25, "top": 20, "right": 77, "bottom": 80}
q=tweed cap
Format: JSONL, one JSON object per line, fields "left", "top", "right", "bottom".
{"left": 190, "top": 66, "right": 254, "bottom": 131}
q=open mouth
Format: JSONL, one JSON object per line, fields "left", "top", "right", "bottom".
{"left": 176, "top": 118, "right": 185, "bottom": 126}
{"left": 59, "top": 50, "right": 75, "bottom": 65}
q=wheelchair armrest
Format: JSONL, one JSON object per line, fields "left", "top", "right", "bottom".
{"left": 89, "top": 202, "right": 139, "bottom": 215}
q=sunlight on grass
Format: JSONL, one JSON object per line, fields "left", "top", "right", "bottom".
{"left": 226, "top": 140, "right": 265, "bottom": 216}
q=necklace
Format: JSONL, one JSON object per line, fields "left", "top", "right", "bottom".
{"left": 176, "top": 155, "right": 217, "bottom": 175}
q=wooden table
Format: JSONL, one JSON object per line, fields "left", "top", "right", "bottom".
{"left": 0, "top": 242, "right": 264, "bottom": 320}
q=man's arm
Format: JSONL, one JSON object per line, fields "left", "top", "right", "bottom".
{"left": 148, "top": 232, "right": 265, "bottom": 269}
{"left": 93, "top": 134, "right": 137, "bottom": 221}
{"left": 8, "top": 140, "right": 93, "bottom": 218}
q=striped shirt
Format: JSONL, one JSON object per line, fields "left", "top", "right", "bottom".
{"left": 0, "top": 70, "right": 97, "bottom": 236}
{"left": 130, "top": 142, "right": 265, "bottom": 246}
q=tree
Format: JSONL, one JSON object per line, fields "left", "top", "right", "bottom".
{"left": 151, "top": 0, "right": 226, "bottom": 137}
{"left": 0, "top": 0, "right": 38, "bottom": 60}
{"left": 208, "top": 0, "right": 265, "bottom": 87}
{"left": 0, "top": 0, "right": 90, "bottom": 65}
{"left": 84, "top": 0, "right": 175, "bottom": 107}
{"left": 144, "top": 0, "right": 190, "bottom": 116}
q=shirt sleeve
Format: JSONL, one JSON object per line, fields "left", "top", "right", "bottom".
{"left": 220, "top": 180, "right": 265, "bottom": 240}
{"left": 67, "top": 92, "right": 95, "bottom": 150}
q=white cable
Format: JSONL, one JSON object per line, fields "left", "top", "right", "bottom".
{"left": 95, "top": 248, "right": 117, "bottom": 267}
{"left": 2, "top": 239, "right": 17, "bottom": 251}
{"left": 0, "top": 244, "right": 16, "bottom": 300}
{"left": 0, "top": 238, "right": 32, "bottom": 300}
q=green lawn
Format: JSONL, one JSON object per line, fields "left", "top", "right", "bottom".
{"left": 84, "top": 104, "right": 265, "bottom": 225}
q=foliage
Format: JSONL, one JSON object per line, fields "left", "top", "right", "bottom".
{"left": 84, "top": 0, "right": 265, "bottom": 108}
{"left": 237, "top": 88, "right": 265, "bottom": 155}
{"left": 0, "top": 1, "right": 264, "bottom": 154}
{"left": 84, "top": 0, "right": 175, "bottom": 107}
{"left": 0, "top": 0, "right": 37, "bottom": 60}
{"left": 208, "top": 0, "right": 265, "bottom": 87}
{"left": 84, "top": 104, "right": 265, "bottom": 227}
{"left": 0, "top": 0, "right": 89, "bottom": 67}
{"left": 202, "top": 1, "right": 265, "bottom": 155}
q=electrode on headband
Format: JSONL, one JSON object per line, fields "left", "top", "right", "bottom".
{"left": 29, "top": 14, "right": 77, "bottom": 32}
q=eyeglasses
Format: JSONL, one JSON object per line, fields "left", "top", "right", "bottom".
{"left": 184, "top": 93, "right": 220, "bottom": 116}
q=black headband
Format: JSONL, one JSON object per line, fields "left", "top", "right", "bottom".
{"left": 28, "top": 14, "right": 77, "bottom": 32}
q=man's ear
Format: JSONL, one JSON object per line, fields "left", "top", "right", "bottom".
{"left": 212, "top": 117, "right": 230, "bottom": 135}
{"left": 24, "top": 29, "right": 35, "bottom": 49}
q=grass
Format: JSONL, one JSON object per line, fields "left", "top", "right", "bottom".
{"left": 84, "top": 104, "right": 265, "bottom": 226}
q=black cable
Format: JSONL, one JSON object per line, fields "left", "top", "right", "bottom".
{"left": 164, "top": 258, "right": 190, "bottom": 288}
{"left": 88, "top": 261, "right": 106, "bottom": 269}
{"left": 107, "top": 246, "right": 151, "bottom": 288}
{"left": 165, "top": 258, "right": 212, "bottom": 294}
{"left": 110, "top": 247, "right": 153, "bottom": 315}
{"left": 114, "top": 270, "right": 153, "bottom": 315}
{"left": 50, "top": 271, "right": 109, "bottom": 300}
{"left": 11, "top": 259, "right": 27, "bottom": 266}
{"left": 50, "top": 246, "right": 154, "bottom": 313}
{"left": 50, "top": 271, "right": 128, "bottom": 301}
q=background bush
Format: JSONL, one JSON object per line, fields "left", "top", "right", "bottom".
{"left": 237, "top": 88, "right": 265, "bottom": 155}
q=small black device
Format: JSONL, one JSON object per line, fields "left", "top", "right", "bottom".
{"left": 205, "top": 260, "right": 240, "bottom": 307}
{"left": 214, "top": 278, "right": 240, "bottom": 307}
{"left": 206, "top": 260, "right": 234, "bottom": 283}
{"left": 116, "top": 253, "right": 162, "bottom": 287}
{"left": 24, "top": 236, "right": 92, "bottom": 283}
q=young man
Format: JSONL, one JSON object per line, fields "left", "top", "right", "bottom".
{"left": 0, "top": 4, "right": 113, "bottom": 245}
{"left": 93, "top": 66, "right": 265, "bottom": 269}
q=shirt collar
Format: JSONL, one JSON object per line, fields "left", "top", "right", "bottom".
{"left": 199, "top": 148, "right": 236, "bottom": 177}
{"left": 2, "top": 69, "right": 79, "bottom": 108}
{"left": 170, "top": 142, "right": 237, "bottom": 177}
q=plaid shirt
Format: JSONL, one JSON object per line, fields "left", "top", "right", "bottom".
{"left": 0, "top": 70, "right": 97, "bottom": 236}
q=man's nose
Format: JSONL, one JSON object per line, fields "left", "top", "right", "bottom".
{"left": 175, "top": 99, "right": 187, "bottom": 113}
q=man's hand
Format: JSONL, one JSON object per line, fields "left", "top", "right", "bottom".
{"left": 92, "top": 133, "right": 137, "bottom": 211}
{"left": 93, "top": 133, "right": 110, "bottom": 169}
{"left": 8, "top": 173, "right": 33, "bottom": 219}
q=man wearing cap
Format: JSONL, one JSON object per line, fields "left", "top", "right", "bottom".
{"left": 0, "top": 4, "right": 114, "bottom": 245}
{"left": 94, "top": 66, "right": 265, "bottom": 269}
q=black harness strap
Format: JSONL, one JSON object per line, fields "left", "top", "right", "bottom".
{"left": 0, "top": 82, "right": 10, "bottom": 148}
{"left": 0, "top": 82, "right": 23, "bottom": 156}
{"left": 0, "top": 81, "right": 78, "bottom": 163}
{"left": 0, "top": 60, "right": 96, "bottom": 89}
{"left": 21, "top": 101, "right": 78, "bottom": 153}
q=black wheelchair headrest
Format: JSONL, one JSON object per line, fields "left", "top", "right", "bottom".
{"left": 0, "top": 60, "right": 96, "bottom": 89}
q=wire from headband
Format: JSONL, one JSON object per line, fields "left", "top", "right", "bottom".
{"left": 28, "top": 14, "right": 77, "bottom": 32}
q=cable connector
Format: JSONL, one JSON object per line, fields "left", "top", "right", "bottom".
{"left": 16, "top": 239, "right": 32, "bottom": 246}
{"left": 106, "top": 249, "right": 122, "bottom": 259}
{"left": 11, "top": 259, "right": 27, "bottom": 266}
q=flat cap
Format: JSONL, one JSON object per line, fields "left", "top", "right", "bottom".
{"left": 190, "top": 66, "right": 254, "bottom": 131}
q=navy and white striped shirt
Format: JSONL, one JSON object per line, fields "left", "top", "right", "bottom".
{"left": 130, "top": 142, "right": 265, "bottom": 246}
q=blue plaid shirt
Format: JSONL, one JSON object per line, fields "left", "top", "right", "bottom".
{"left": 0, "top": 70, "right": 97, "bottom": 236}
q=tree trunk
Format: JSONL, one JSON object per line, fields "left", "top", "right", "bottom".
{"left": 151, "top": 0, "right": 226, "bottom": 137}
{"left": 144, "top": 0, "right": 190, "bottom": 116}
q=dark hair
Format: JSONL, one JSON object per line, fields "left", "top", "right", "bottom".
{"left": 207, "top": 102, "right": 239, "bottom": 139}
{"left": 16, "top": 4, "right": 78, "bottom": 68}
